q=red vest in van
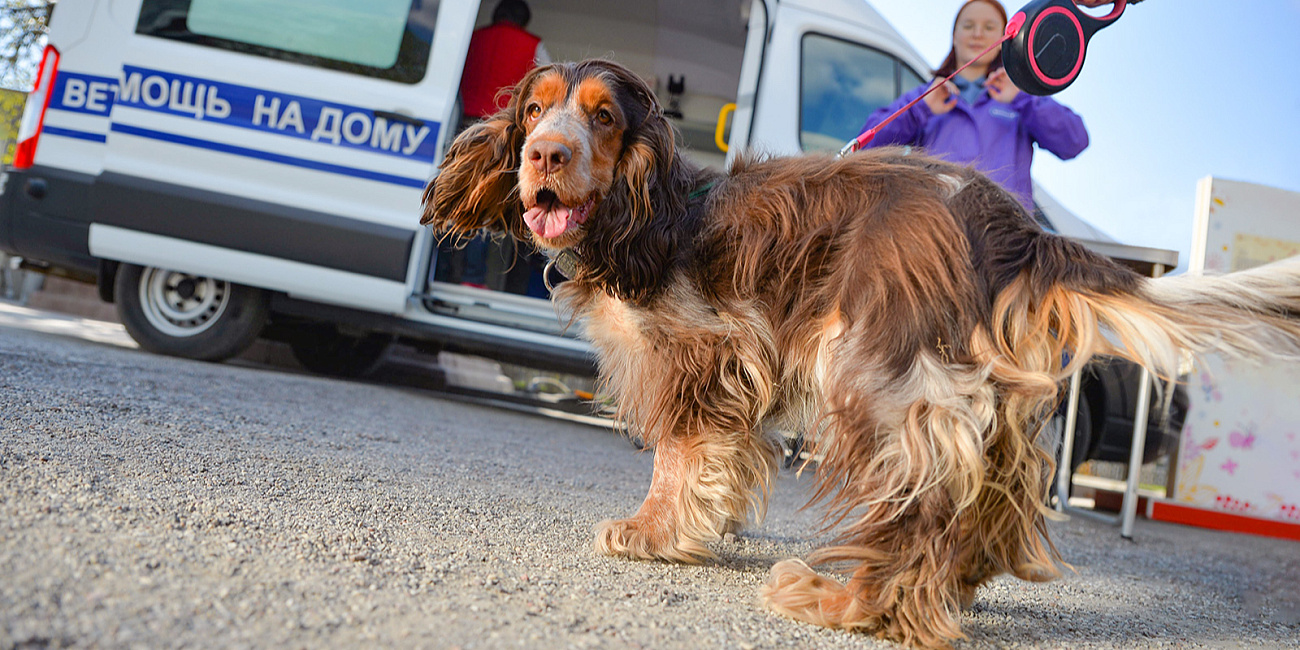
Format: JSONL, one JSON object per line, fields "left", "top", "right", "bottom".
{"left": 460, "top": 23, "right": 543, "bottom": 119}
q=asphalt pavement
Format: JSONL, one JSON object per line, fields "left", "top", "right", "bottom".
{"left": 1, "top": 301, "right": 1297, "bottom": 649}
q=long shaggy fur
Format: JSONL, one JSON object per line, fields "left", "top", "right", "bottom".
{"left": 421, "top": 59, "right": 1300, "bottom": 649}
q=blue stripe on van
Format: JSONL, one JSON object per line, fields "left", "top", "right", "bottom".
{"left": 109, "top": 123, "right": 428, "bottom": 189}
{"left": 44, "top": 126, "right": 109, "bottom": 143}
{"left": 49, "top": 72, "right": 119, "bottom": 117}
{"left": 117, "top": 66, "right": 440, "bottom": 164}
{"left": 48, "top": 69, "right": 441, "bottom": 164}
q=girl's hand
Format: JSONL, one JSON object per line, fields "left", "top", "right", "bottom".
{"left": 923, "top": 78, "right": 959, "bottom": 115}
{"left": 987, "top": 68, "right": 1021, "bottom": 104}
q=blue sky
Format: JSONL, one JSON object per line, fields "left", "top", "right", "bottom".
{"left": 873, "top": 0, "right": 1300, "bottom": 272}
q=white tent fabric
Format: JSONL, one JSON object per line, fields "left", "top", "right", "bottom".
{"left": 1034, "top": 182, "right": 1118, "bottom": 243}
{"left": 1033, "top": 181, "right": 1117, "bottom": 243}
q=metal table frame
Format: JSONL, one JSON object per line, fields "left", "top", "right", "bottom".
{"left": 1054, "top": 253, "right": 1172, "bottom": 538}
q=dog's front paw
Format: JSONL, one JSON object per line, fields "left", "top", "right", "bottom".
{"left": 594, "top": 517, "right": 711, "bottom": 564}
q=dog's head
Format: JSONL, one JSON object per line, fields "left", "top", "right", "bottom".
{"left": 423, "top": 59, "right": 692, "bottom": 301}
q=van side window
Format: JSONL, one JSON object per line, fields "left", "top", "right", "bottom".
{"left": 135, "top": 0, "right": 438, "bottom": 84}
{"left": 799, "top": 33, "right": 925, "bottom": 152}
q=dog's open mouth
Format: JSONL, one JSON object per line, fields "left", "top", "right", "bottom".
{"left": 523, "top": 189, "right": 594, "bottom": 240}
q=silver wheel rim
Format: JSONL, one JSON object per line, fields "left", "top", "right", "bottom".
{"left": 138, "top": 267, "right": 230, "bottom": 338}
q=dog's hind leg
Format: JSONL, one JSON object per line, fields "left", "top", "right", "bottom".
{"left": 953, "top": 410, "right": 1062, "bottom": 609}
{"left": 762, "top": 351, "right": 1008, "bottom": 649}
{"left": 595, "top": 427, "right": 779, "bottom": 563}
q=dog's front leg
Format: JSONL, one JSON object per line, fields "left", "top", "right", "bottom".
{"left": 595, "top": 429, "right": 776, "bottom": 563}
{"left": 595, "top": 434, "right": 703, "bottom": 563}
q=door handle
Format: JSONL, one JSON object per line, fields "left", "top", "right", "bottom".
{"left": 373, "top": 110, "right": 424, "bottom": 128}
{"left": 715, "top": 103, "right": 736, "bottom": 152}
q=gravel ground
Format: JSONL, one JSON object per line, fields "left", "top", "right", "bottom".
{"left": 1, "top": 304, "right": 1298, "bottom": 649}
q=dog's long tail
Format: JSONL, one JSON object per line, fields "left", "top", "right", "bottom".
{"left": 964, "top": 229, "right": 1300, "bottom": 588}
{"left": 990, "top": 240, "right": 1300, "bottom": 393}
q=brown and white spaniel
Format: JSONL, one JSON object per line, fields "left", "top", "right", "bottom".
{"left": 422, "top": 59, "right": 1300, "bottom": 648}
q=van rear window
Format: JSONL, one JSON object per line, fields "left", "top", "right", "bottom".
{"left": 136, "top": 0, "right": 438, "bottom": 84}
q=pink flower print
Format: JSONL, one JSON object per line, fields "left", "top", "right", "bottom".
{"left": 1220, "top": 458, "right": 1238, "bottom": 475}
{"left": 1182, "top": 429, "right": 1219, "bottom": 464}
{"left": 1228, "top": 429, "right": 1256, "bottom": 450}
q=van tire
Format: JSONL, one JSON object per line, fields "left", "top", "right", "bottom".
{"left": 1049, "top": 396, "right": 1094, "bottom": 502}
{"left": 287, "top": 325, "right": 391, "bottom": 378}
{"left": 115, "top": 264, "right": 269, "bottom": 362}
{"left": 1062, "top": 396, "right": 1093, "bottom": 475}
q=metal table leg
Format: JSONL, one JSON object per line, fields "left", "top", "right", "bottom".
{"left": 1056, "top": 369, "right": 1082, "bottom": 512}
{"left": 1121, "top": 368, "right": 1154, "bottom": 539}
{"left": 1121, "top": 263, "right": 1166, "bottom": 539}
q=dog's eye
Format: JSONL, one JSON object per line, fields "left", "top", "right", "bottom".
{"left": 596, "top": 109, "right": 614, "bottom": 126}
{"left": 526, "top": 104, "right": 542, "bottom": 121}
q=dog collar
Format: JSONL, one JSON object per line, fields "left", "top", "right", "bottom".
{"left": 688, "top": 180, "right": 717, "bottom": 201}
{"left": 542, "top": 247, "right": 580, "bottom": 290}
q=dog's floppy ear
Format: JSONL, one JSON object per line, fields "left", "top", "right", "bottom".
{"left": 579, "top": 61, "right": 693, "bottom": 303}
{"left": 421, "top": 68, "right": 549, "bottom": 241}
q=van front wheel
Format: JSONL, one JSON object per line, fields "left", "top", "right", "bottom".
{"left": 115, "top": 264, "right": 268, "bottom": 361}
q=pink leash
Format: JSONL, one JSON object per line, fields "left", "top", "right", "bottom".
{"left": 838, "top": 12, "right": 1027, "bottom": 158}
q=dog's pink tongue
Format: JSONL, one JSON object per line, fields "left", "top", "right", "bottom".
{"left": 523, "top": 205, "right": 574, "bottom": 239}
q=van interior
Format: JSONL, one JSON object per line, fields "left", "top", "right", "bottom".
{"left": 490, "top": 0, "right": 750, "bottom": 169}
{"left": 426, "top": 0, "right": 752, "bottom": 316}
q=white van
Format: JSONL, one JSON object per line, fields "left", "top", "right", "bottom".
{"left": 0, "top": 0, "right": 940, "bottom": 374}
{"left": 2, "top": 0, "right": 1170, "bottom": 378}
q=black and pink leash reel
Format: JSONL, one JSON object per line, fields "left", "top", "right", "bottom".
{"left": 1001, "top": 0, "right": 1128, "bottom": 96}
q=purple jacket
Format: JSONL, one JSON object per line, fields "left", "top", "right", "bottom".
{"left": 859, "top": 82, "right": 1089, "bottom": 208}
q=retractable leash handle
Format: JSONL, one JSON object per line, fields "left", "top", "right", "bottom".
{"left": 1001, "top": 0, "right": 1127, "bottom": 95}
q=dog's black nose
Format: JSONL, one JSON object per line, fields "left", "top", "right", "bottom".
{"left": 527, "top": 140, "right": 572, "bottom": 175}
